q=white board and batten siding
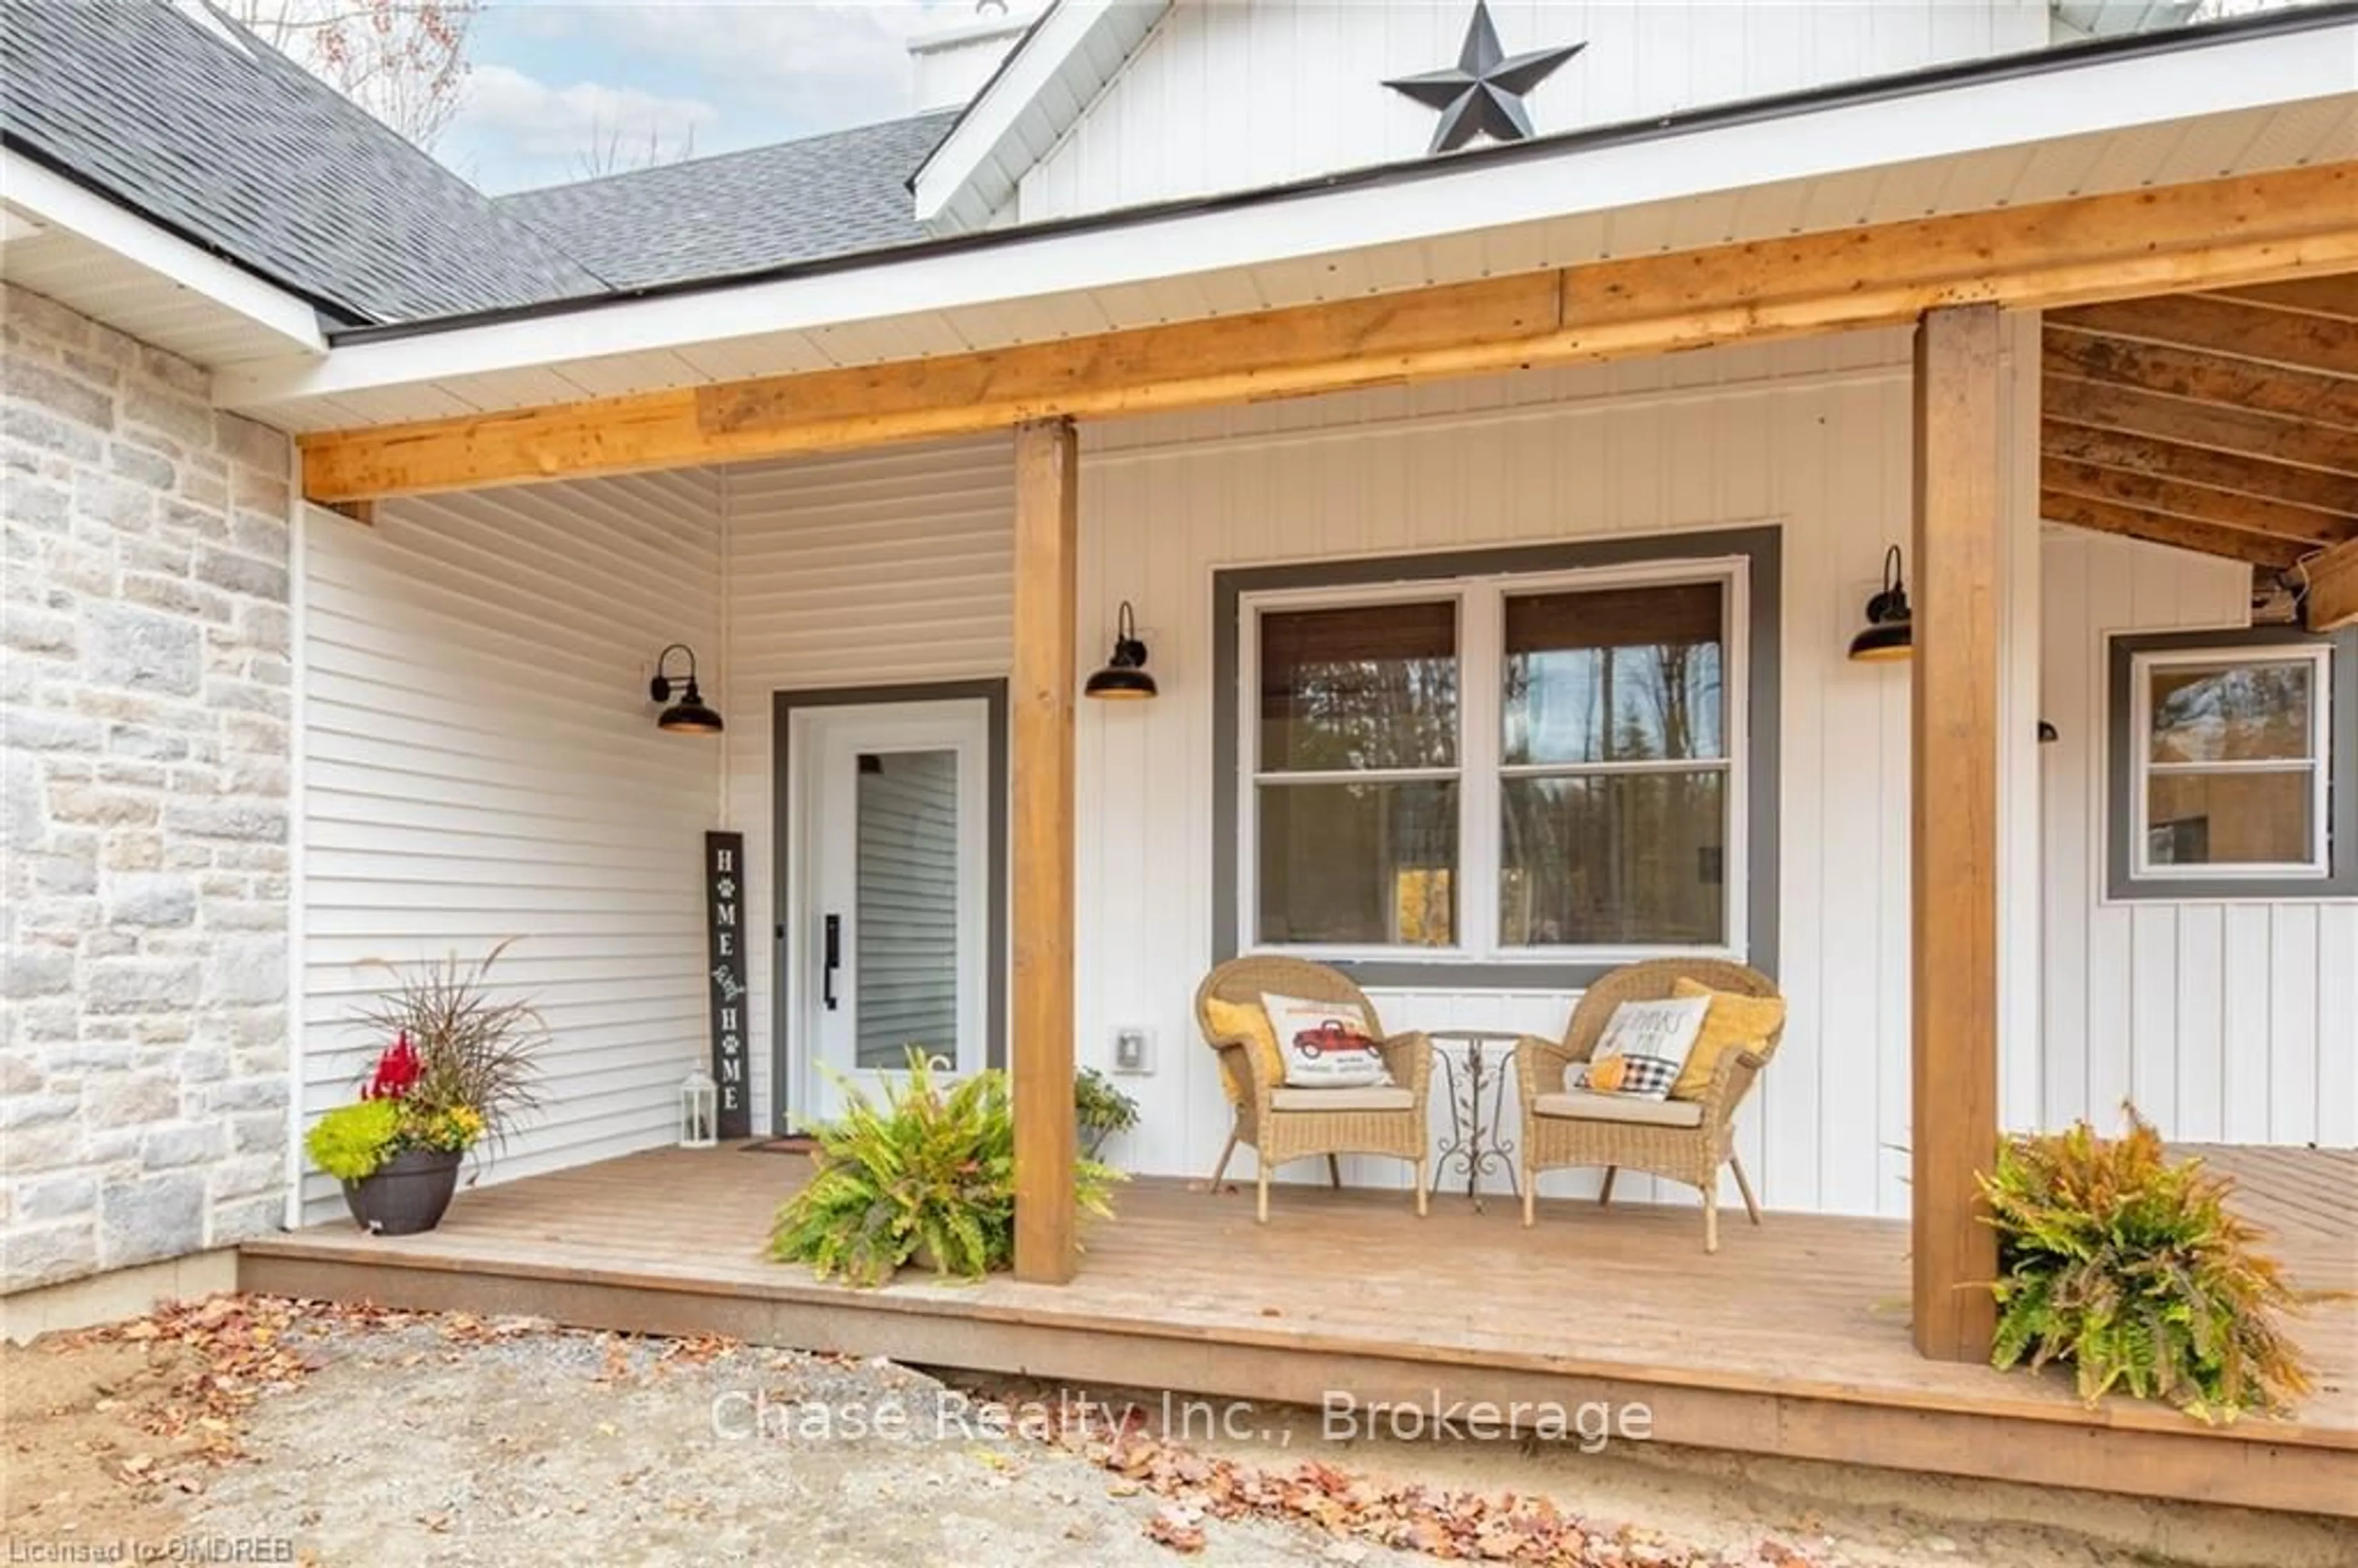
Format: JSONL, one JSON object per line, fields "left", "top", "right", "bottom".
{"left": 721, "top": 326, "right": 2049, "bottom": 1219}
{"left": 2039, "top": 530, "right": 2358, "bottom": 1152}
{"left": 295, "top": 473, "right": 723, "bottom": 1219}
{"left": 1015, "top": 1, "right": 2055, "bottom": 225}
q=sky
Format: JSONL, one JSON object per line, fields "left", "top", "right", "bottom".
{"left": 437, "top": 2, "right": 978, "bottom": 193}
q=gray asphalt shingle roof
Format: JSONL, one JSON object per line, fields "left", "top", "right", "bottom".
{"left": 496, "top": 111, "right": 958, "bottom": 293}
{"left": 0, "top": 0, "right": 609, "bottom": 325}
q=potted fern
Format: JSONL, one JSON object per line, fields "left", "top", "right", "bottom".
{"left": 306, "top": 942, "right": 547, "bottom": 1235}
{"left": 1982, "top": 1109, "right": 2312, "bottom": 1422}
{"left": 769, "top": 1054, "right": 1122, "bottom": 1286}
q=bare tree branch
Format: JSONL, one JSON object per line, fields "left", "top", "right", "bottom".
{"left": 224, "top": 0, "right": 479, "bottom": 152}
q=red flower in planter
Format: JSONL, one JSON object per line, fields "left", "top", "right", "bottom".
{"left": 364, "top": 1032, "right": 422, "bottom": 1101}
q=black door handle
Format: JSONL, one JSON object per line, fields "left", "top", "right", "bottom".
{"left": 822, "top": 914, "right": 841, "bottom": 1011}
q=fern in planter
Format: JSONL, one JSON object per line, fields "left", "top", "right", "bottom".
{"left": 769, "top": 1054, "right": 1122, "bottom": 1287}
{"left": 1981, "top": 1111, "right": 2312, "bottom": 1422}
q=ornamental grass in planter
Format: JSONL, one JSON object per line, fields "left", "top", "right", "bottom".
{"left": 1981, "top": 1109, "right": 2312, "bottom": 1423}
{"left": 305, "top": 941, "right": 547, "bottom": 1236}
{"left": 768, "top": 1052, "right": 1123, "bottom": 1287}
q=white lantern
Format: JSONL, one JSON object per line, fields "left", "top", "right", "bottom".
{"left": 679, "top": 1066, "right": 718, "bottom": 1149}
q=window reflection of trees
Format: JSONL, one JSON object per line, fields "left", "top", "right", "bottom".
{"left": 1258, "top": 604, "right": 1460, "bottom": 945}
{"left": 1501, "top": 584, "right": 1727, "bottom": 947}
{"left": 2149, "top": 662, "right": 2311, "bottom": 763}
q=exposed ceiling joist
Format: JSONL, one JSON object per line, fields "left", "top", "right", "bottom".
{"left": 2039, "top": 271, "right": 2358, "bottom": 606}
{"left": 2212, "top": 275, "right": 2358, "bottom": 320}
{"left": 2041, "top": 328, "right": 2358, "bottom": 429}
{"left": 2041, "top": 376, "right": 2358, "bottom": 474}
{"left": 2039, "top": 422, "right": 2358, "bottom": 515}
{"left": 2046, "top": 294, "right": 2358, "bottom": 378}
{"left": 2040, "top": 490, "right": 2313, "bottom": 570}
{"left": 2039, "top": 456, "right": 2347, "bottom": 545}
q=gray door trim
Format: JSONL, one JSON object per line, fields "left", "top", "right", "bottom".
{"left": 1211, "top": 526, "right": 1782, "bottom": 990}
{"left": 770, "top": 679, "right": 1010, "bottom": 1131}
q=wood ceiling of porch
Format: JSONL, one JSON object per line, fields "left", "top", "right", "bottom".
{"left": 2039, "top": 273, "right": 2358, "bottom": 626}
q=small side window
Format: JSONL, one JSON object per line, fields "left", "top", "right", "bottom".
{"left": 2108, "top": 629, "right": 2356, "bottom": 900}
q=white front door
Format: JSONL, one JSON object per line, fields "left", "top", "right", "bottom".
{"left": 792, "top": 699, "right": 991, "bottom": 1122}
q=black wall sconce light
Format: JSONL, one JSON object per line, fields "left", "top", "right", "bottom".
{"left": 649, "top": 643, "right": 723, "bottom": 734}
{"left": 1846, "top": 545, "right": 1914, "bottom": 663}
{"left": 1084, "top": 601, "right": 1157, "bottom": 700}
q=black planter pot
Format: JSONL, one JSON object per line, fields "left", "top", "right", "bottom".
{"left": 342, "top": 1148, "right": 462, "bottom": 1235}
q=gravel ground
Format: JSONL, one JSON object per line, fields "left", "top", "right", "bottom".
{"left": 103, "top": 1317, "right": 1438, "bottom": 1568}
{"left": 8, "top": 1302, "right": 2351, "bottom": 1568}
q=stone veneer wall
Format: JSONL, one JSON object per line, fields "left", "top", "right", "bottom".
{"left": 2, "top": 284, "right": 294, "bottom": 1292}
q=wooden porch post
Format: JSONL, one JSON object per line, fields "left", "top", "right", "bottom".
{"left": 1910, "top": 304, "right": 2003, "bottom": 1362}
{"left": 1011, "top": 416, "right": 1080, "bottom": 1284}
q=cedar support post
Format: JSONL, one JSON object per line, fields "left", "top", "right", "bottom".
{"left": 1010, "top": 416, "right": 1080, "bottom": 1284}
{"left": 1910, "top": 305, "right": 2003, "bottom": 1362}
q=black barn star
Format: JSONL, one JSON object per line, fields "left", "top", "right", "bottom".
{"left": 1384, "top": 0, "right": 1585, "bottom": 155}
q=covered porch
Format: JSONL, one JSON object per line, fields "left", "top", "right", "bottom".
{"left": 241, "top": 1142, "right": 2357, "bottom": 1516}
{"left": 270, "top": 140, "right": 2356, "bottom": 1497}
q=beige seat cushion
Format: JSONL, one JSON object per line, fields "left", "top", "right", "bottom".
{"left": 1270, "top": 1085, "right": 1416, "bottom": 1113}
{"left": 1532, "top": 1090, "right": 1705, "bottom": 1128}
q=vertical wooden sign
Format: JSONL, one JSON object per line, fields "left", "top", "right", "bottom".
{"left": 704, "top": 831, "right": 752, "bottom": 1139}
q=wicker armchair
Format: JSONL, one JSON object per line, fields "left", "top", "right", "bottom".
{"left": 1194, "top": 956, "right": 1432, "bottom": 1222}
{"left": 1514, "top": 958, "right": 1783, "bottom": 1252}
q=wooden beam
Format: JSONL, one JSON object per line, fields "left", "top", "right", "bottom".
{"left": 298, "top": 163, "right": 2358, "bottom": 502}
{"left": 2039, "top": 457, "right": 2352, "bottom": 546}
{"left": 1910, "top": 304, "right": 2002, "bottom": 1364}
{"left": 2039, "top": 490, "right": 2311, "bottom": 570}
{"left": 2039, "top": 422, "right": 2358, "bottom": 516}
{"left": 2042, "top": 376, "right": 2358, "bottom": 475}
{"left": 2042, "top": 327, "right": 2358, "bottom": 431}
{"left": 2306, "top": 537, "right": 2358, "bottom": 631}
{"left": 2047, "top": 295, "right": 2358, "bottom": 378}
{"left": 1010, "top": 416, "right": 1078, "bottom": 1285}
{"left": 2213, "top": 274, "right": 2358, "bottom": 322}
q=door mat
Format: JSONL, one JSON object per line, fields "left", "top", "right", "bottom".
{"left": 741, "top": 1135, "right": 819, "bottom": 1155}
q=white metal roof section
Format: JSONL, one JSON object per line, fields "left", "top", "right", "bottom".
{"left": 911, "top": 0, "right": 1172, "bottom": 235}
{"left": 220, "top": 12, "right": 2357, "bottom": 433}
{"left": 0, "top": 149, "right": 326, "bottom": 367}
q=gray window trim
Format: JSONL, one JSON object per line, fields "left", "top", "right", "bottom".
{"left": 2106, "top": 626, "right": 2357, "bottom": 902}
{"left": 770, "top": 680, "right": 1010, "bottom": 1131}
{"left": 1212, "top": 527, "right": 1781, "bottom": 990}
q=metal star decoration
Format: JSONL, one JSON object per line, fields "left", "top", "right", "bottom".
{"left": 1384, "top": 1, "right": 1585, "bottom": 155}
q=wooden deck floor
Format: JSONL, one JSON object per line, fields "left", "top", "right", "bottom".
{"left": 241, "top": 1143, "right": 2357, "bottom": 1516}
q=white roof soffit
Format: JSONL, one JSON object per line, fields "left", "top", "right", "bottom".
{"left": 911, "top": 0, "right": 1172, "bottom": 236}
{"left": 221, "top": 12, "right": 2357, "bottom": 429}
{"left": 0, "top": 149, "right": 328, "bottom": 362}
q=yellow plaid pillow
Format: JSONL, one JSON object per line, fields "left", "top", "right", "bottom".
{"left": 1204, "top": 997, "right": 1285, "bottom": 1101}
{"left": 1668, "top": 977, "right": 1786, "bottom": 1100}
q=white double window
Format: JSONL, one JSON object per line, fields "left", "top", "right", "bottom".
{"left": 1239, "top": 558, "right": 1748, "bottom": 965}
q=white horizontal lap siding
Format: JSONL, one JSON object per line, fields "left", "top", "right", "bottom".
{"left": 298, "top": 472, "right": 723, "bottom": 1219}
{"left": 1018, "top": 1, "right": 2049, "bottom": 223}
{"left": 721, "top": 440, "right": 1017, "bottom": 1126}
{"left": 2038, "top": 530, "right": 2358, "bottom": 1149}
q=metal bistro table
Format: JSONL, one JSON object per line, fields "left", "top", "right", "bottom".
{"left": 1427, "top": 1028, "right": 1523, "bottom": 1211}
